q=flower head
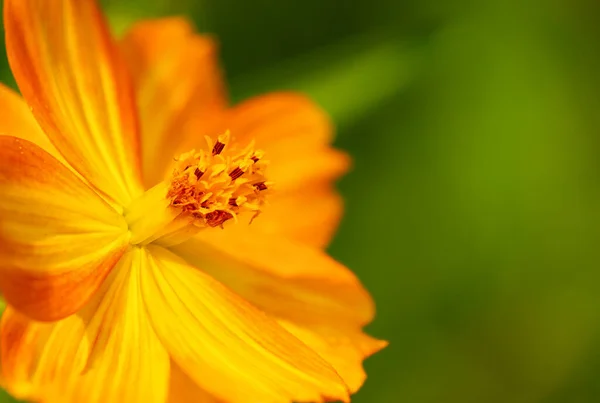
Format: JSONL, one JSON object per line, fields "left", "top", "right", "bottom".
{"left": 167, "top": 132, "right": 271, "bottom": 229}
{"left": 0, "top": 1, "right": 386, "bottom": 402}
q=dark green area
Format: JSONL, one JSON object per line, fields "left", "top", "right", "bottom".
{"left": 3, "top": 0, "right": 600, "bottom": 402}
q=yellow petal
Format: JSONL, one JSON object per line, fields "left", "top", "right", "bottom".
{"left": 268, "top": 147, "right": 350, "bottom": 193}
{"left": 174, "top": 92, "right": 349, "bottom": 246}
{"left": 172, "top": 232, "right": 375, "bottom": 329}
{"left": 168, "top": 362, "right": 223, "bottom": 403}
{"left": 178, "top": 94, "right": 349, "bottom": 193}
{"left": 4, "top": 0, "right": 143, "bottom": 206}
{"left": 0, "top": 83, "right": 64, "bottom": 166}
{"left": 1, "top": 250, "right": 170, "bottom": 403}
{"left": 244, "top": 185, "right": 344, "bottom": 248}
{"left": 279, "top": 321, "right": 388, "bottom": 393}
{"left": 0, "top": 136, "right": 129, "bottom": 321}
{"left": 142, "top": 245, "right": 350, "bottom": 403}
{"left": 180, "top": 92, "right": 334, "bottom": 152}
{"left": 120, "top": 17, "right": 227, "bottom": 187}
{"left": 1, "top": 306, "right": 90, "bottom": 401}
{"left": 170, "top": 232, "right": 384, "bottom": 392}
{"left": 0, "top": 308, "right": 47, "bottom": 401}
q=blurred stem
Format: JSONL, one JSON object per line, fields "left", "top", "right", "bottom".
{"left": 230, "top": 33, "right": 423, "bottom": 130}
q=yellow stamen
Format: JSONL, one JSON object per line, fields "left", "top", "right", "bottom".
{"left": 125, "top": 132, "right": 271, "bottom": 246}
{"left": 167, "top": 131, "right": 270, "bottom": 228}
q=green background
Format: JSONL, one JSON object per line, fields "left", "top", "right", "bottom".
{"left": 3, "top": 0, "right": 600, "bottom": 402}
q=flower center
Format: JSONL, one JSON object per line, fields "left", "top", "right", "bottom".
{"left": 124, "top": 132, "right": 271, "bottom": 246}
{"left": 167, "top": 132, "right": 270, "bottom": 228}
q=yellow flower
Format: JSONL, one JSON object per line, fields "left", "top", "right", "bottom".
{"left": 0, "top": 1, "right": 386, "bottom": 402}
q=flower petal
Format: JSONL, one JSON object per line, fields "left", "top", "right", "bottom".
{"left": 142, "top": 245, "right": 350, "bottom": 403}
{"left": 278, "top": 321, "right": 388, "bottom": 392}
{"left": 120, "top": 17, "right": 227, "bottom": 187}
{"left": 1, "top": 306, "right": 91, "bottom": 401}
{"left": 174, "top": 92, "right": 350, "bottom": 246}
{"left": 0, "top": 308, "right": 47, "bottom": 401}
{"left": 178, "top": 92, "right": 350, "bottom": 192}
{"left": 268, "top": 147, "right": 350, "bottom": 193}
{"left": 0, "top": 136, "right": 129, "bottom": 321}
{"left": 170, "top": 232, "right": 383, "bottom": 391}
{"left": 168, "top": 362, "right": 223, "bottom": 403}
{"left": 184, "top": 92, "right": 334, "bottom": 150}
{"left": 4, "top": 0, "right": 143, "bottom": 205}
{"left": 253, "top": 185, "right": 345, "bottom": 248}
{"left": 1, "top": 250, "right": 170, "bottom": 403}
{"left": 0, "top": 83, "right": 64, "bottom": 166}
{"left": 217, "top": 185, "right": 344, "bottom": 249}
{"left": 171, "top": 232, "right": 375, "bottom": 329}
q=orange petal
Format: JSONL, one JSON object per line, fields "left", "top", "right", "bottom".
{"left": 168, "top": 362, "right": 223, "bottom": 403}
{"left": 170, "top": 232, "right": 383, "bottom": 392}
{"left": 142, "top": 245, "right": 350, "bottom": 403}
{"left": 264, "top": 186, "right": 344, "bottom": 248}
{"left": 0, "top": 136, "right": 129, "bottom": 321}
{"left": 279, "top": 321, "right": 388, "bottom": 393}
{"left": 4, "top": 0, "right": 143, "bottom": 206}
{"left": 0, "top": 308, "right": 47, "bottom": 401}
{"left": 171, "top": 231, "right": 375, "bottom": 329}
{"left": 120, "top": 17, "right": 227, "bottom": 187}
{"left": 1, "top": 251, "right": 170, "bottom": 403}
{"left": 1, "top": 306, "right": 92, "bottom": 401}
{"left": 172, "top": 92, "right": 349, "bottom": 246}
{"left": 228, "top": 185, "right": 344, "bottom": 249}
{"left": 268, "top": 147, "right": 350, "bottom": 193}
{"left": 220, "top": 92, "right": 334, "bottom": 147}
{"left": 0, "top": 83, "right": 64, "bottom": 166}
{"left": 177, "top": 92, "right": 349, "bottom": 192}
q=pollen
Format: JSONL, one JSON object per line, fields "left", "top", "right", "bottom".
{"left": 167, "top": 132, "right": 271, "bottom": 228}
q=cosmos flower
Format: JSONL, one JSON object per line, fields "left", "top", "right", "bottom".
{"left": 0, "top": 0, "right": 386, "bottom": 402}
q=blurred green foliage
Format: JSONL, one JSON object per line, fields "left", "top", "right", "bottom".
{"left": 3, "top": 0, "right": 600, "bottom": 402}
